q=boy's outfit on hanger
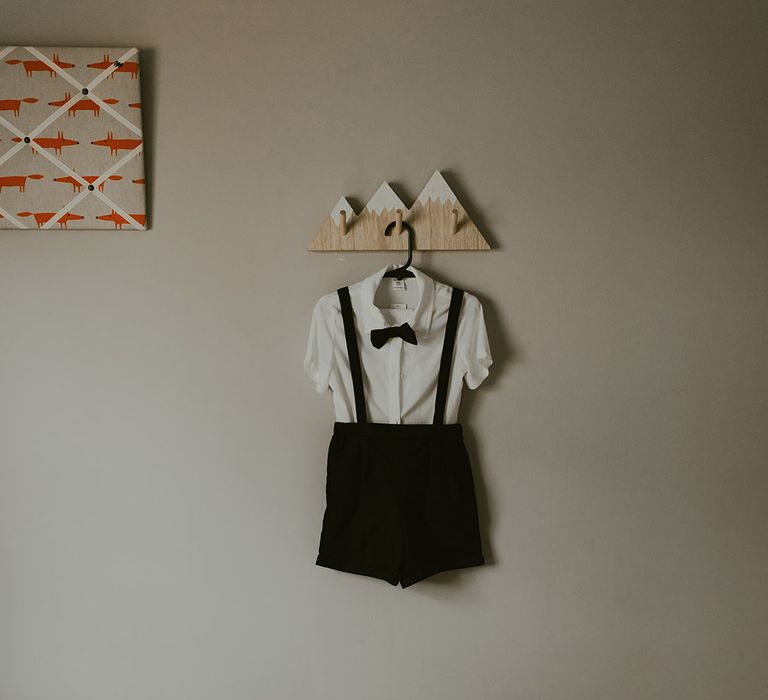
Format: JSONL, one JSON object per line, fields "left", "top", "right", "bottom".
{"left": 304, "top": 264, "right": 492, "bottom": 587}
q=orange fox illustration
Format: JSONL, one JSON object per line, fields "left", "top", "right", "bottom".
{"left": 12, "top": 131, "right": 79, "bottom": 155}
{"left": 0, "top": 97, "right": 38, "bottom": 116}
{"left": 5, "top": 53, "right": 74, "bottom": 77}
{"left": 91, "top": 131, "right": 142, "bottom": 156}
{"left": 87, "top": 55, "right": 140, "bottom": 79}
{"left": 48, "top": 92, "right": 119, "bottom": 117}
{"left": 132, "top": 178, "right": 145, "bottom": 184}
{"left": 17, "top": 211, "right": 84, "bottom": 228}
{"left": 129, "top": 102, "right": 141, "bottom": 109}
{"left": 53, "top": 174, "right": 123, "bottom": 192}
{"left": 96, "top": 210, "right": 146, "bottom": 229}
{"left": 0, "top": 174, "right": 44, "bottom": 192}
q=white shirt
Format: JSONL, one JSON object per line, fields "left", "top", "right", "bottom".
{"left": 304, "top": 264, "right": 492, "bottom": 424}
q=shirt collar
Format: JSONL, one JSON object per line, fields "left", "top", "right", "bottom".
{"left": 359, "top": 264, "right": 436, "bottom": 338}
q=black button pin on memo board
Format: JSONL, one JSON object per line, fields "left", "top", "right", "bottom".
{"left": 306, "top": 170, "right": 492, "bottom": 254}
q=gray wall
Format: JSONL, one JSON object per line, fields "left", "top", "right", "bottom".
{"left": 2, "top": 2, "right": 767, "bottom": 699}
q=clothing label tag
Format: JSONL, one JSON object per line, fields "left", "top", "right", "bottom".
{"left": 391, "top": 279, "right": 406, "bottom": 290}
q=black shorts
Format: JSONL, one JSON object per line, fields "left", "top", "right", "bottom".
{"left": 316, "top": 421, "right": 485, "bottom": 587}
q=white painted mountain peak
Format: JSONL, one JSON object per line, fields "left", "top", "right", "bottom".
{"left": 330, "top": 197, "right": 355, "bottom": 225}
{"left": 416, "top": 170, "right": 459, "bottom": 205}
{"left": 364, "top": 182, "right": 406, "bottom": 214}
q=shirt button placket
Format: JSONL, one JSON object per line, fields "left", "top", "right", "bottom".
{"left": 388, "top": 339, "right": 401, "bottom": 424}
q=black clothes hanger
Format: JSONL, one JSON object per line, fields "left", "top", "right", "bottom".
{"left": 382, "top": 220, "right": 416, "bottom": 280}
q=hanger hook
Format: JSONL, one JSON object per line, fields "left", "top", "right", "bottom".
{"left": 383, "top": 219, "right": 414, "bottom": 276}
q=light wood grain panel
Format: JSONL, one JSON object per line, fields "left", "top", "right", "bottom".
{"left": 308, "top": 175, "right": 491, "bottom": 251}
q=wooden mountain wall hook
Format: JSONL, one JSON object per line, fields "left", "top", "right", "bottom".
{"left": 307, "top": 171, "right": 491, "bottom": 251}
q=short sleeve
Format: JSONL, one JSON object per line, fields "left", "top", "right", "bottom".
{"left": 457, "top": 293, "right": 493, "bottom": 390}
{"left": 303, "top": 296, "right": 336, "bottom": 393}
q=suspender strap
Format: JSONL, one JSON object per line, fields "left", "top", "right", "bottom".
{"left": 337, "top": 287, "right": 367, "bottom": 424}
{"left": 433, "top": 287, "right": 464, "bottom": 425}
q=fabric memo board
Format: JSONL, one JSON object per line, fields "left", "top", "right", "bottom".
{"left": 0, "top": 46, "right": 146, "bottom": 230}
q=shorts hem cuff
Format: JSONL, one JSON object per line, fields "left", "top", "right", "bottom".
{"left": 400, "top": 555, "right": 485, "bottom": 588}
{"left": 316, "top": 556, "right": 399, "bottom": 586}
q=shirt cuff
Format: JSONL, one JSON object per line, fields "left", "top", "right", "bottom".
{"left": 464, "top": 355, "right": 492, "bottom": 390}
{"left": 304, "top": 359, "right": 329, "bottom": 393}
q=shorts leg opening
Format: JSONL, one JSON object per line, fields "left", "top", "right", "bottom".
{"left": 400, "top": 553, "right": 485, "bottom": 588}
{"left": 316, "top": 556, "right": 400, "bottom": 586}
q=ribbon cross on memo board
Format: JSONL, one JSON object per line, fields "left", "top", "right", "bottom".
{"left": 308, "top": 171, "right": 491, "bottom": 251}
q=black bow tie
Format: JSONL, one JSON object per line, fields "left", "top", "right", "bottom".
{"left": 370, "top": 323, "right": 418, "bottom": 349}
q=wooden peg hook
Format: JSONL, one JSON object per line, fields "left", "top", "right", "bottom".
{"left": 395, "top": 209, "right": 403, "bottom": 236}
{"left": 451, "top": 208, "right": 459, "bottom": 234}
{"left": 339, "top": 209, "right": 347, "bottom": 236}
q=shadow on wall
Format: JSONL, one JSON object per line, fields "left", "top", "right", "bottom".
{"left": 138, "top": 46, "right": 156, "bottom": 227}
{"left": 412, "top": 273, "right": 520, "bottom": 591}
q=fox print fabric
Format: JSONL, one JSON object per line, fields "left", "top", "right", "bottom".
{"left": 0, "top": 46, "right": 146, "bottom": 230}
